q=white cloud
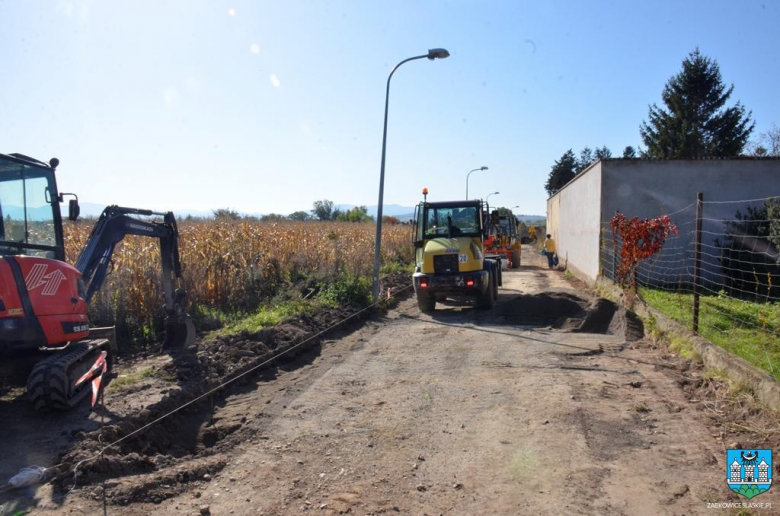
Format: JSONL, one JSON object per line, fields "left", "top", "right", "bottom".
{"left": 228, "top": 7, "right": 236, "bottom": 17}
{"left": 250, "top": 44, "right": 261, "bottom": 55}
{"left": 163, "top": 87, "right": 180, "bottom": 109}
{"left": 78, "top": 3, "right": 90, "bottom": 22}
{"left": 269, "top": 74, "right": 281, "bottom": 88}
{"left": 56, "top": 1, "right": 74, "bottom": 17}
{"left": 184, "top": 76, "right": 202, "bottom": 95}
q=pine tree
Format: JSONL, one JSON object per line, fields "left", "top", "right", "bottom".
{"left": 622, "top": 146, "right": 637, "bottom": 158}
{"left": 640, "top": 48, "right": 754, "bottom": 158}
{"left": 545, "top": 150, "right": 577, "bottom": 196}
{"left": 594, "top": 145, "right": 612, "bottom": 160}
{"left": 576, "top": 145, "right": 611, "bottom": 173}
{"left": 577, "top": 147, "right": 594, "bottom": 173}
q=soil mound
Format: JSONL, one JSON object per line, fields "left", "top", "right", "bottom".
{"left": 498, "top": 291, "right": 643, "bottom": 342}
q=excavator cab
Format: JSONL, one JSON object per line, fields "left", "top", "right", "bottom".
{"left": 0, "top": 154, "right": 67, "bottom": 261}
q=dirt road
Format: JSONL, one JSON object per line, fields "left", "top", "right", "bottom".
{"left": 6, "top": 254, "right": 777, "bottom": 515}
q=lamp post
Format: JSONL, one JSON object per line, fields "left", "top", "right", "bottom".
{"left": 372, "top": 48, "right": 450, "bottom": 303}
{"left": 466, "top": 166, "right": 488, "bottom": 199}
{"left": 486, "top": 191, "right": 500, "bottom": 205}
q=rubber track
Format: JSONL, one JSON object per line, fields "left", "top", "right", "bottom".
{"left": 27, "top": 343, "right": 93, "bottom": 411}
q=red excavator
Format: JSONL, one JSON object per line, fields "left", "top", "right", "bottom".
{"left": 0, "top": 152, "right": 195, "bottom": 410}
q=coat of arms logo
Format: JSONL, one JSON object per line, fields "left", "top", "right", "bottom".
{"left": 726, "top": 449, "right": 772, "bottom": 499}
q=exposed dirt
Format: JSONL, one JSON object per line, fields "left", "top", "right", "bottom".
{"left": 496, "top": 291, "right": 643, "bottom": 342}
{"left": 0, "top": 274, "right": 410, "bottom": 513}
{"left": 2, "top": 261, "right": 779, "bottom": 515}
{"left": 52, "top": 273, "right": 412, "bottom": 493}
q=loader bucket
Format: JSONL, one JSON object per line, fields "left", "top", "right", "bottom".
{"left": 163, "top": 315, "right": 196, "bottom": 351}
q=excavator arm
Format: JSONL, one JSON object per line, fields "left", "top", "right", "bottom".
{"left": 75, "top": 205, "right": 195, "bottom": 349}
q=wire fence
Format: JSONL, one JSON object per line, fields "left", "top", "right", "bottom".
{"left": 600, "top": 194, "right": 780, "bottom": 380}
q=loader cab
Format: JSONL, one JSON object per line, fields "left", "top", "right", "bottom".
{"left": 497, "top": 214, "right": 518, "bottom": 242}
{"left": 0, "top": 153, "right": 66, "bottom": 261}
{"left": 413, "top": 200, "right": 485, "bottom": 247}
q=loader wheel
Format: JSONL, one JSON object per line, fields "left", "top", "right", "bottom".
{"left": 477, "top": 267, "right": 496, "bottom": 310}
{"left": 477, "top": 283, "right": 495, "bottom": 309}
{"left": 511, "top": 249, "right": 521, "bottom": 269}
{"left": 417, "top": 294, "right": 436, "bottom": 313}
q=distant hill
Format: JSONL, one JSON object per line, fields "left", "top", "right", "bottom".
{"left": 515, "top": 214, "right": 546, "bottom": 225}
{"left": 71, "top": 203, "right": 254, "bottom": 219}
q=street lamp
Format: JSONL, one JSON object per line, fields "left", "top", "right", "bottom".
{"left": 486, "top": 191, "right": 500, "bottom": 205}
{"left": 372, "top": 48, "right": 450, "bottom": 303}
{"left": 466, "top": 166, "right": 488, "bottom": 199}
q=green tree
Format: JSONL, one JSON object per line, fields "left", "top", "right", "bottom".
{"left": 622, "top": 145, "right": 637, "bottom": 158}
{"left": 288, "top": 211, "right": 311, "bottom": 221}
{"left": 545, "top": 149, "right": 577, "bottom": 196}
{"left": 212, "top": 208, "right": 241, "bottom": 220}
{"left": 594, "top": 145, "right": 612, "bottom": 160}
{"left": 262, "top": 213, "right": 286, "bottom": 222}
{"left": 767, "top": 198, "right": 780, "bottom": 250}
{"left": 337, "top": 206, "right": 373, "bottom": 223}
{"left": 311, "top": 199, "right": 336, "bottom": 220}
{"left": 576, "top": 145, "right": 611, "bottom": 172}
{"left": 640, "top": 48, "right": 754, "bottom": 158}
{"left": 577, "top": 147, "right": 594, "bottom": 173}
{"left": 716, "top": 201, "right": 780, "bottom": 300}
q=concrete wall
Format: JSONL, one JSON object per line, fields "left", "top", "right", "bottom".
{"left": 546, "top": 162, "right": 603, "bottom": 281}
{"left": 547, "top": 158, "right": 780, "bottom": 285}
{"left": 600, "top": 159, "right": 780, "bottom": 286}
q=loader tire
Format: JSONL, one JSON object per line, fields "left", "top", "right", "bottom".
{"left": 477, "top": 267, "right": 496, "bottom": 310}
{"left": 511, "top": 249, "right": 521, "bottom": 269}
{"left": 417, "top": 294, "right": 436, "bottom": 313}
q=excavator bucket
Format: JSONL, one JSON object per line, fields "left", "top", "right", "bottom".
{"left": 163, "top": 315, "right": 196, "bottom": 351}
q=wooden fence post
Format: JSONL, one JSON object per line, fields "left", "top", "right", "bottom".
{"left": 693, "top": 192, "right": 703, "bottom": 334}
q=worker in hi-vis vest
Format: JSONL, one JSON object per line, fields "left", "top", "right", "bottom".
{"left": 543, "top": 234, "right": 557, "bottom": 269}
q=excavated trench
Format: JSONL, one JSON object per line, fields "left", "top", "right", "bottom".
{"left": 52, "top": 273, "right": 412, "bottom": 505}
{"left": 495, "top": 291, "right": 644, "bottom": 341}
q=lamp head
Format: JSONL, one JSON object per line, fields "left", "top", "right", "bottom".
{"left": 427, "top": 48, "right": 450, "bottom": 60}
{"left": 481, "top": 166, "right": 488, "bottom": 171}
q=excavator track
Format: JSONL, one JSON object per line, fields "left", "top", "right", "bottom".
{"left": 26, "top": 340, "right": 112, "bottom": 411}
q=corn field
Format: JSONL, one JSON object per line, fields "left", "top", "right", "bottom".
{"left": 63, "top": 219, "right": 413, "bottom": 343}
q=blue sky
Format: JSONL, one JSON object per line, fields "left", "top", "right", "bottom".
{"left": 1, "top": 0, "right": 778, "bottom": 216}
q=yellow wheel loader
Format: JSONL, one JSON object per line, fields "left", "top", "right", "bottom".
{"left": 411, "top": 197, "right": 501, "bottom": 312}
